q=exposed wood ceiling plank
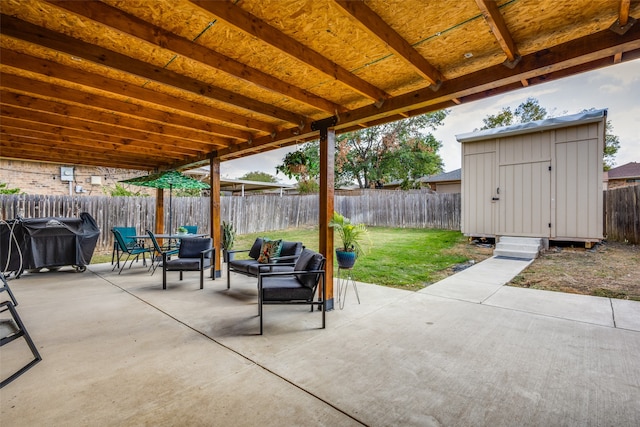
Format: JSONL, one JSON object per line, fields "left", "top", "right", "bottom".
{"left": 0, "top": 49, "right": 275, "bottom": 135}
{"left": 475, "top": 0, "right": 519, "bottom": 63}
{"left": 0, "top": 141, "right": 161, "bottom": 170}
{"left": 0, "top": 73, "right": 250, "bottom": 141}
{"left": 0, "top": 131, "right": 183, "bottom": 164}
{"left": 0, "top": 120, "right": 202, "bottom": 158}
{"left": 0, "top": 92, "right": 229, "bottom": 147}
{"left": 333, "top": 0, "right": 444, "bottom": 87}
{"left": 188, "top": 0, "right": 389, "bottom": 105}
{"left": 44, "top": 0, "right": 344, "bottom": 115}
{"left": 0, "top": 14, "right": 307, "bottom": 127}
{"left": 0, "top": 103, "right": 221, "bottom": 154}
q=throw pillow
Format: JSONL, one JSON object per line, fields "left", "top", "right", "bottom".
{"left": 257, "top": 238, "right": 283, "bottom": 264}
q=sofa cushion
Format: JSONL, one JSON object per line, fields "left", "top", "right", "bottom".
{"left": 248, "top": 238, "right": 264, "bottom": 260}
{"left": 258, "top": 238, "right": 283, "bottom": 264}
{"left": 228, "top": 259, "right": 257, "bottom": 274}
{"left": 279, "top": 241, "right": 303, "bottom": 259}
{"left": 262, "top": 276, "right": 314, "bottom": 301}
{"left": 294, "top": 249, "right": 324, "bottom": 288}
{"left": 249, "top": 263, "right": 294, "bottom": 276}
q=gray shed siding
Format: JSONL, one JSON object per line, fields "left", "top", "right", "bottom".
{"left": 458, "top": 110, "right": 605, "bottom": 242}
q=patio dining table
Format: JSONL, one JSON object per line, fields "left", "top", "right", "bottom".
{"left": 135, "top": 233, "right": 208, "bottom": 250}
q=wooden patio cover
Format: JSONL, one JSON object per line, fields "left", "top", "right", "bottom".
{"left": 1, "top": 0, "right": 639, "bottom": 305}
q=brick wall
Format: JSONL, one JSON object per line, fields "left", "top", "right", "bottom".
{"left": 0, "top": 159, "right": 155, "bottom": 196}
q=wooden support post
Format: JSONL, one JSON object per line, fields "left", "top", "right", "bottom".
{"left": 155, "top": 188, "right": 164, "bottom": 234}
{"left": 313, "top": 116, "right": 338, "bottom": 311}
{"left": 211, "top": 156, "right": 222, "bottom": 278}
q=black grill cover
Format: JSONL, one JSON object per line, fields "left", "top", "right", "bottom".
{"left": 1, "top": 212, "right": 100, "bottom": 275}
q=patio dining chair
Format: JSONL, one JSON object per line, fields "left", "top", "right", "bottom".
{"left": 112, "top": 229, "right": 151, "bottom": 274}
{"left": 111, "top": 226, "right": 137, "bottom": 267}
{"left": 146, "top": 229, "right": 178, "bottom": 275}
{"left": 162, "top": 237, "right": 215, "bottom": 290}
{"left": 257, "top": 249, "right": 326, "bottom": 335}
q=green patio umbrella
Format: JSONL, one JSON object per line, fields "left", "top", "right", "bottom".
{"left": 120, "top": 170, "right": 209, "bottom": 235}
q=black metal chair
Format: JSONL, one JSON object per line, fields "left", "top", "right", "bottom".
{"left": 162, "top": 237, "right": 215, "bottom": 290}
{"left": 1, "top": 273, "right": 41, "bottom": 388}
{"left": 257, "top": 248, "right": 326, "bottom": 335}
{"left": 146, "top": 229, "right": 179, "bottom": 275}
{"left": 112, "top": 229, "right": 151, "bottom": 274}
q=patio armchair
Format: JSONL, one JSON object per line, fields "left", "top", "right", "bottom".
{"left": 146, "top": 230, "right": 179, "bottom": 275}
{"left": 112, "top": 229, "right": 151, "bottom": 274}
{"left": 257, "top": 248, "right": 326, "bottom": 335}
{"left": 1, "top": 273, "right": 42, "bottom": 388}
{"left": 162, "top": 237, "right": 215, "bottom": 290}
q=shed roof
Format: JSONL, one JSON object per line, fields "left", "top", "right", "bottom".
{"left": 456, "top": 109, "right": 608, "bottom": 143}
{"left": 1, "top": 1, "right": 639, "bottom": 171}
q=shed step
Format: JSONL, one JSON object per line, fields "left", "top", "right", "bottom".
{"left": 493, "top": 249, "right": 538, "bottom": 260}
{"left": 494, "top": 237, "right": 542, "bottom": 259}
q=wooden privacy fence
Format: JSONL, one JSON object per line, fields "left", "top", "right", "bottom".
{"left": 604, "top": 186, "right": 640, "bottom": 244}
{"left": 0, "top": 191, "right": 460, "bottom": 253}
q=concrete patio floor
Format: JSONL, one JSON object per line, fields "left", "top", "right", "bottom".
{"left": 1, "top": 257, "right": 639, "bottom": 426}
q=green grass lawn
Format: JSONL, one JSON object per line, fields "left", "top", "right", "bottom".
{"left": 96, "top": 227, "right": 474, "bottom": 290}
{"left": 233, "top": 227, "right": 471, "bottom": 290}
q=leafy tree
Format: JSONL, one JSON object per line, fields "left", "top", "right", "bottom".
{"left": 239, "top": 171, "right": 278, "bottom": 183}
{"left": 481, "top": 97, "right": 547, "bottom": 129}
{"left": 0, "top": 182, "right": 22, "bottom": 194}
{"left": 276, "top": 112, "right": 448, "bottom": 189}
{"left": 336, "top": 112, "right": 447, "bottom": 189}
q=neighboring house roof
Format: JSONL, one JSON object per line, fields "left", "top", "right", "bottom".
{"left": 607, "top": 162, "right": 640, "bottom": 179}
{"left": 382, "top": 169, "right": 461, "bottom": 188}
{"left": 423, "top": 169, "right": 461, "bottom": 183}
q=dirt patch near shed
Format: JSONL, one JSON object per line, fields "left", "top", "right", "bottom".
{"left": 508, "top": 241, "right": 640, "bottom": 301}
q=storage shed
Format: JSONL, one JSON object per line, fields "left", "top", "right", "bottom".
{"left": 456, "top": 110, "right": 606, "bottom": 244}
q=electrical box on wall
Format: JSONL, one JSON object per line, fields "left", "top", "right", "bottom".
{"left": 90, "top": 176, "right": 102, "bottom": 185}
{"left": 60, "top": 167, "right": 74, "bottom": 182}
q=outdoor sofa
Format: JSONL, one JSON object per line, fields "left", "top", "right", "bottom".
{"left": 226, "top": 237, "right": 303, "bottom": 288}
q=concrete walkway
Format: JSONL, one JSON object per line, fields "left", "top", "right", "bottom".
{"left": 1, "top": 257, "right": 639, "bottom": 426}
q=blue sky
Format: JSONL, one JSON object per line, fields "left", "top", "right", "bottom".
{"left": 222, "top": 59, "right": 639, "bottom": 183}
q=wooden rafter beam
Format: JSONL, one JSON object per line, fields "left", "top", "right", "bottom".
{"left": 218, "top": 23, "right": 640, "bottom": 158}
{"left": 333, "top": 0, "right": 444, "bottom": 87}
{"left": 0, "top": 120, "right": 202, "bottom": 158}
{"left": 475, "top": 0, "right": 519, "bottom": 63}
{"left": 0, "top": 73, "right": 249, "bottom": 141}
{"left": 0, "top": 92, "right": 229, "bottom": 148}
{"left": 0, "top": 141, "right": 163, "bottom": 170}
{"left": 44, "top": 0, "right": 344, "bottom": 115}
{"left": 0, "top": 49, "right": 275, "bottom": 135}
{"left": 0, "top": 14, "right": 307, "bottom": 127}
{"left": 188, "top": 0, "right": 389, "bottom": 105}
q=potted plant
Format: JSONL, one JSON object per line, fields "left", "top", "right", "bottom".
{"left": 329, "top": 211, "right": 369, "bottom": 269}
{"left": 176, "top": 226, "right": 188, "bottom": 235}
{"left": 276, "top": 150, "right": 308, "bottom": 178}
{"left": 222, "top": 221, "right": 236, "bottom": 262}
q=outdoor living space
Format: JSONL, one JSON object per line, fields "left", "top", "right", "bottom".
{"left": 2, "top": 260, "right": 639, "bottom": 426}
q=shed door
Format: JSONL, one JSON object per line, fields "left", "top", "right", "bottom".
{"left": 463, "top": 152, "right": 496, "bottom": 236}
{"left": 497, "top": 161, "right": 551, "bottom": 237}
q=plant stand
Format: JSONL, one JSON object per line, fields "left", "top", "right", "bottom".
{"left": 336, "top": 267, "right": 360, "bottom": 310}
